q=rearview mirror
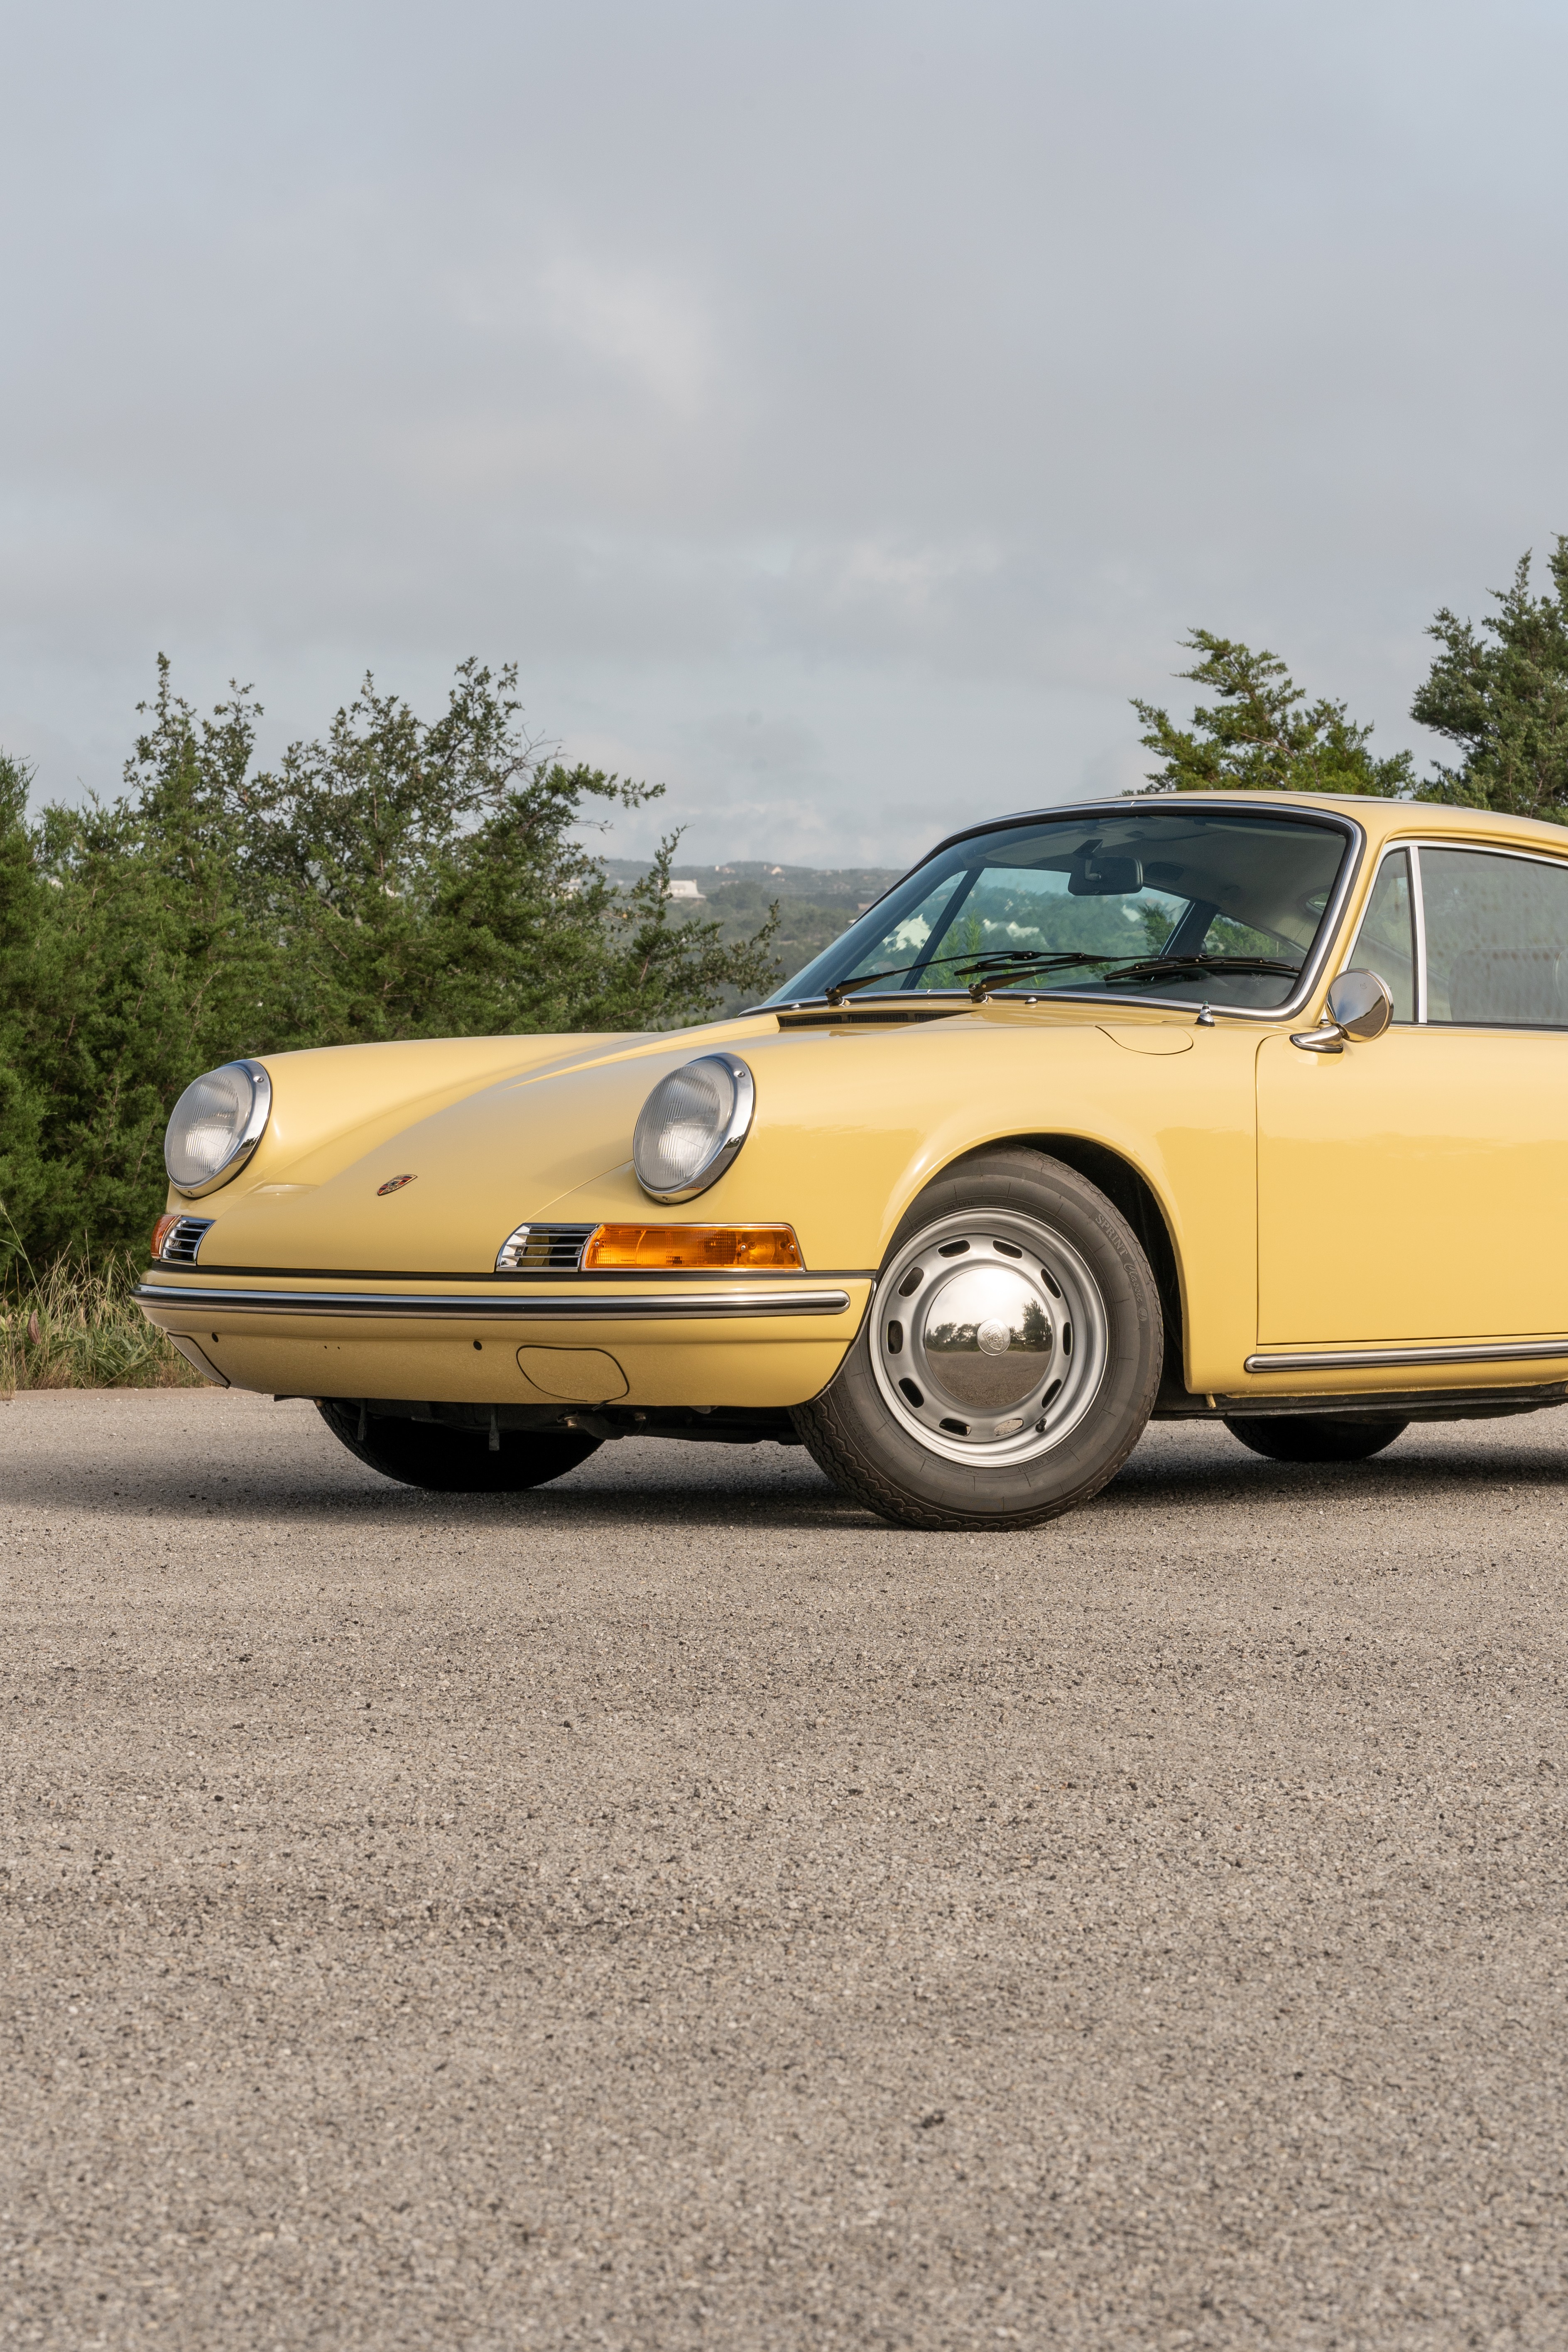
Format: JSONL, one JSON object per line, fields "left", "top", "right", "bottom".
{"left": 1068, "top": 853, "right": 1144, "bottom": 898}
{"left": 1290, "top": 967, "right": 1393, "bottom": 1054}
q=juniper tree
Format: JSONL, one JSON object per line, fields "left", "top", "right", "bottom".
{"left": 1134, "top": 630, "right": 1414, "bottom": 797}
{"left": 1411, "top": 538, "right": 1568, "bottom": 822}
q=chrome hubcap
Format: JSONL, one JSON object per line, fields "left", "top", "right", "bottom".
{"left": 870, "top": 1208, "right": 1109, "bottom": 1466}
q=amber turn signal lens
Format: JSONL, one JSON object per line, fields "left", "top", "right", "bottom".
{"left": 150, "top": 1213, "right": 181, "bottom": 1260}
{"left": 582, "top": 1223, "right": 804, "bottom": 1270}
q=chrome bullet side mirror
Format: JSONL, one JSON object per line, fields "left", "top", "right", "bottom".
{"left": 1290, "top": 968, "right": 1394, "bottom": 1055}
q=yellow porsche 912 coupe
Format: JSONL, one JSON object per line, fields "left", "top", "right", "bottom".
{"left": 136, "top": 792, "right": 1568, "bottom": 1528}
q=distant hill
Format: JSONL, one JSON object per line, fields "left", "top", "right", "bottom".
{"left": 599, "top": 859, "right": 909, "bottom": 1000}
{"left": 599, "top": 858, "right": 906, "bottom": 902}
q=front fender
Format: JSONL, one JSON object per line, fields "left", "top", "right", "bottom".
{"left": 543, "top": 1010, "right": 1261, "bottom": 1387}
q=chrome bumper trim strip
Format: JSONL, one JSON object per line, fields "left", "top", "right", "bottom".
{"left": 135, "top": 1282, "right": 853, "bottom": 1323}
{"left": 1244, "top": 1338, "right": 1568, "bottom": 1374}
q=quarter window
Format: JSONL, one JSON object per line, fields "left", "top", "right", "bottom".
{"left": 1349, "top": 849, "right": 1416, "bottom": 1022}
{"left": 1422, "top": 849, "right": 1568, "bottom": 1028}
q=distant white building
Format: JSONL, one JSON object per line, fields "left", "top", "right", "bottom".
{"left": 666, "top": 878, "right": 706, "bottom": 901}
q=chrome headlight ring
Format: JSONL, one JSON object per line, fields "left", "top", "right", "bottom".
{"left": 164, "top": 1058, "right": 273, "bottom": 1196}
{"left": 632, "top": 1051, "right": 756, "bottom": 1204}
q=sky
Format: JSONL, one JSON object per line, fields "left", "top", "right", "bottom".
{"left": 2, "top": 0, "right": 1566, "bottom": 868}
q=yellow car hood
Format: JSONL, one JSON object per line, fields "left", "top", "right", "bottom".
{"left": 190, "top": 1021, "right": 762, "bottom": 1274}
{"left": 184, "top": 1003, "right": 1219, "bottom": 1276}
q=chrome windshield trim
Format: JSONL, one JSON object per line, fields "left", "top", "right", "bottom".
{"left": 1245, "top": 1338, "right": 1568, "bottom": 1374}
{"left": 769, "top": 801, "right": 1367, "bottom": 1026}
{"left": 135, "top": 1281, "right": 853, "bottom": 1322}
{"left": 910, "top": 794, "right": 1363, "bottom": 867}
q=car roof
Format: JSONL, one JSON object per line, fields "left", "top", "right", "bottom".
{"left": 929, "top": 792, "right": 1568, "bottom": 860}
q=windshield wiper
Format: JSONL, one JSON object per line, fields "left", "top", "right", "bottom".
{"left": 956, "top": 948, "right": 1301, "bottom": 1000}
{"left": 953, "top": 948, "right": 1118, "bottom": 999}
{"left": 1097, "top": 953, "right": 1301, "bottom": 987}
{"left": 961, "top": 948, "right": 1300, "bottom": 996}
{"left": 819, "top": 945, "right": 1299, "bottom": 1009}
{"left": 821, "top": 948, "right": 1108, "bottom": 1006}
{"left": 953, "top": 950, "right": 1136, "bottom": 1002}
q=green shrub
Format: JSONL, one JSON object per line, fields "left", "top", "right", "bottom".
{"left": 0, "top": 661, "right": 779, "bottom": 1275}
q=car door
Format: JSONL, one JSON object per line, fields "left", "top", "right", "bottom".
{"left": 1255, "top": 841, "right": 1568, "bottom": 1349}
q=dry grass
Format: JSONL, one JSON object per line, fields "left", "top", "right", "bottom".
{"left": 0, "top": 1255, "right": 204, "bottom": 1394}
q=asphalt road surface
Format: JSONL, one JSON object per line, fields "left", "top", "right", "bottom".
{"left": 5, "top": 1390, "right": 1568, "bottom": 2351}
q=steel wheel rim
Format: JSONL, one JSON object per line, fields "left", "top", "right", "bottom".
{"left": 870, "top": 1208, "right": 1110, "bottom": 1467}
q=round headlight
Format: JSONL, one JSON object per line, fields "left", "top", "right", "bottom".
{"left": 632, "top": 1052, "right": 755, "bottom": 1203}
{"left": 164, "top": 1059, "right": 272, "bottom": 1195}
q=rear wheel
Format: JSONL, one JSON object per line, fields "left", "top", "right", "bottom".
{"left": 791, "top": 1149, "right": 1162, "bottom": 1530}
{"left": 318, "top": 1401, "right": 601, "bottom": 1492}
{"left": 1224, "top": 1412, "right": 1407, "bottom": 1464}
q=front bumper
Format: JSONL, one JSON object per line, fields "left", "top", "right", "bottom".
{"left": 133, "top": 1274, "right": 871, "bottom": 1408}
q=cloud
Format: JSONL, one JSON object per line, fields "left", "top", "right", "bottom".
{"left": 1, "top": 0, "right": 1566, "bottom": 861}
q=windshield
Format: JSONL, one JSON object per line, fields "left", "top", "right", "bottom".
{"left": 765, "top": 806, "right": 1352, "bottom": 1013}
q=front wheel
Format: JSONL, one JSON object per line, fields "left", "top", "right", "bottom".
{"left": 318, "top": 1401, "right": 601, "bottom": 1492}
{"left": 791, "top": 1149, "right": 1163, "bottom": 1530}
{"left": 1224, "top": 1412, "right": 1407, "bottom": 1463}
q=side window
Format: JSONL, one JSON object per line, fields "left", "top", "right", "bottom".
{"left": 1421, "top": 849, "right": 1568, "bottom": 1029}
{"left": 1349, "top": 849, "right": 1416, "bottom": 1022}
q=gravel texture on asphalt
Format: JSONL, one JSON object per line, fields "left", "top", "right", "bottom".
{"left": 3, "top": 1388, "right": 1567, "bottom": 2350}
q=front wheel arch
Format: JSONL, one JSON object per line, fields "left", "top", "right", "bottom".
{"left": 896, "top": 1133, "right": 1186, "bottom": 1392}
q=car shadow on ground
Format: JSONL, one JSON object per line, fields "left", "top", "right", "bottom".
{"left": 1098, "top": 1419, "right": 1568, "bottom": 1517}
{"left": 10, "top": 1412, "right": 1568, "bottom": 1533}
{"left": 1, "top": 1441, "right": 872, "bottom": 1534}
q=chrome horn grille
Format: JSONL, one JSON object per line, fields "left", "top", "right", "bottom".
{"left": 494, "top": 1223, "right": 598, "bottom": 1273}
{"left": 159, "top": 1216, "right": 214, "bottom": 1265}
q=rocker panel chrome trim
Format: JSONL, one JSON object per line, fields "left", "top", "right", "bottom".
{"left": 135, "top": 1281, "right": 853, "bottom": 1322}
{"left": 1244, "top": 1338, "right": 1568, "bottom": 1374}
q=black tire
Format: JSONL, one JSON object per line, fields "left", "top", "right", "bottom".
{"left": 317, "top": 1400, "right": 601, "bottom": 1492}
{"left": 791, "top": 1147, "right": 1162, "bottom": 1531}
{"left": 1224, "top": 1412, "right": 1408, "bottom": 1464}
